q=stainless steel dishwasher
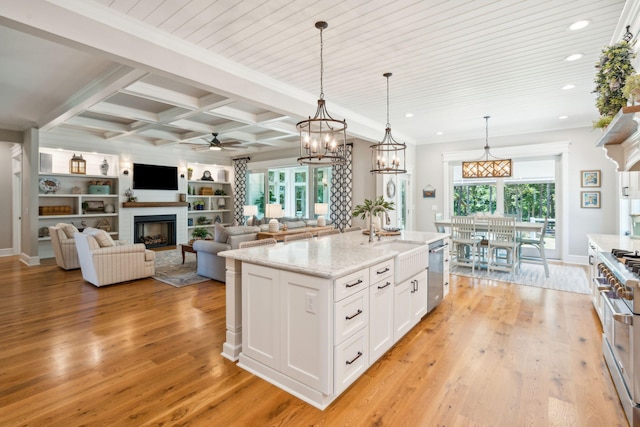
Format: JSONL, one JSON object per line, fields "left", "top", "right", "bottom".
{"left": 427, "top": 240, "right": 447, "bottom": 312}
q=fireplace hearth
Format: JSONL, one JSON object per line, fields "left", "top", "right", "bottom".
{"left": 133, "top": 214, "right": 176, "bottom": 248}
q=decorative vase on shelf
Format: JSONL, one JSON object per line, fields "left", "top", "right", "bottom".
{"left": 100, "top": 158, "right": 109, "bottom": 175}
{"left": 188, "top": 169, "right": 193, "bottom": 180}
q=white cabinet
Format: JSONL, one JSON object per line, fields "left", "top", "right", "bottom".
{"left": 620, "top": 171, "right": 640, "bottom": 198}
{"left": 394, "top": 270, "right": 428, "bottom": 342}
{"left": 369, "top": 276, "right": 394, "bottom": 361}
{"left": 239, "top": 255, "right": 435, "bottom": 409}
{"left": 369, "top": 259, "right": 394, "bottom": 360}
{"left": 241, "top": 263, "right": 332, "bottom": 394}
{"left": 588, "top": 238, "right": 604, "bottom": 325}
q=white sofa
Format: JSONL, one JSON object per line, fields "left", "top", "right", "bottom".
{"left": 74, "top": 228, "right": 155, "bottom": 287}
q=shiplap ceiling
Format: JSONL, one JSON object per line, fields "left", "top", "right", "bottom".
{"left": 0, "top": 0, "right": 630, "bottom": 155}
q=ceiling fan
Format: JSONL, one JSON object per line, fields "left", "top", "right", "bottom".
{"left": 180, "top": 133, "right": 246, "bottom": 152}
{"left": 208, "top": 132, "right": 223, "bottom": 151}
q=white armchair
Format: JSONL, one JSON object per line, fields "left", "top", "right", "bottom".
{"left": 49, "top": 223, "right": 81, "bottom": 270}
{"left": 74, "top": 229, "right": 155, "bottom": 287}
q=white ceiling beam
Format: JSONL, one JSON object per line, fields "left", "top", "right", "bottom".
{"left": 64, "top": 116, "right": 130, "bottom": 132}
{"left": 40, "top": 65, "right": 147, "bottom": 131}
{"left": 89, "top": 102, "right": 158, "bottom": 123}
{"left": 121, "top": 81, "right": 200, "bottom": 109}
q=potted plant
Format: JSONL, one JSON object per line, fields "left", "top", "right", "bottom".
{"left": 191, "top": 227, "right": 212, "bottom": 241}
{"left": 193, "top": 200, "right": 205, "bottom": 210}
{"left": 187, "top": 167, "right": 193, "bottom": 180}
{"left": 593, "top": 41, "right": 636, "bottom": 117}
{"left": 352, "top": 196, "right": 395, "bottom": 220}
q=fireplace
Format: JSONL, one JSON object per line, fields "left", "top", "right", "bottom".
{"left": 133, "top": 214, "right": 176, "bottom": 248}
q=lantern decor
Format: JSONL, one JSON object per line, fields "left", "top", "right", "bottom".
{"left": 69, "top": 154, "right": 86, "bottom": 175}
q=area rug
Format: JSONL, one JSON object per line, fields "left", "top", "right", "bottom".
{"left": 450, "top": 262, "right": 590, "bottom": 294}
{"left": 152, "top": 248, "right": 210, "bottom": 287}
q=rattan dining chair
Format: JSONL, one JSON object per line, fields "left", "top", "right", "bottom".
{"left": 487, "top": 216, "right": 517, "bottom": 275}
{"left": 239, "top": 238, "right": 277, "bottom": 248}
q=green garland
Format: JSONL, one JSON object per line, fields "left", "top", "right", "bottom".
{"left": 593, "top": 41, "right": 636, "bottom": 119}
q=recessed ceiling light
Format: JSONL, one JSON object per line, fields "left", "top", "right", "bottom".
{"left": 565, "top": 53, "right": 583, "bottom": 61}
{"left": 569, "top": 20, "right": 590, "bottom": 31}
{"left": 562, "top": 84, "right": 575, "bottom": 90}
{"left": 558, "top": 115, "right": 569, "bottom": 120}
{"left": 436, "top": 131, "right": 444, "bottom": 135}
{"left": 404, "top": 113, "right": 414, "bottom": 118}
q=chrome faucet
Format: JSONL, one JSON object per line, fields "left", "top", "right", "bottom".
{"left": 369, "top": 205, "right": 389, "bottom": 243}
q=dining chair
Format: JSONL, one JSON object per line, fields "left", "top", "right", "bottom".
{"left": 239, "top": 238, "right": 277, "bottom": 248}
{"left": 284, "top": 232, "right": 313, "bottom": 242}
{"left": 517, "top": 218, "right": 549, "bottom": 277}
{"left": 451, "top": 216, "right": 482, "bottom": 273}
{"left": 486, "top": 217, "right": 517, "bottom": 275}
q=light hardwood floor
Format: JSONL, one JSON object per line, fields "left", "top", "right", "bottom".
{"left": 0, "top": 256, "right": 628, "bottom": 426}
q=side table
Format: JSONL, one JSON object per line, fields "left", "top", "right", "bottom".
{"left": 180, "top": 243, "right": 197, "bottom": 264}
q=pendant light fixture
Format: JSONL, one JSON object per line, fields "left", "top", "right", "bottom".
{"left": 370, "top": 72, "right": 406, "bottom": 174}
{"left": 297, "top": 21, "right": 347, "bottom": 165}
{"left": 462, "top": 116, "right": 512, "bottom": 178}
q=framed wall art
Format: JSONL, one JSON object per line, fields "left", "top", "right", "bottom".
{"left": 581, "top": 191, "right": 600, "bottom": 208}
{"left": 581, "top": 170, "right": 601, "bottom": 187}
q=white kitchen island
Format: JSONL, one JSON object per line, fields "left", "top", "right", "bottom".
{"left": 218, "top": 230, "right": 447, "bottom": 409}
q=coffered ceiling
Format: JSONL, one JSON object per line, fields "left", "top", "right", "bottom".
{"left": 0, "top": 0, "right": 632, "bottom": 156}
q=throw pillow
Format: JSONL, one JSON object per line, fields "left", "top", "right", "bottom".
{"left": 56, "top": 223, "right": 79, "bottom": 239}
{"left": 83, "top": 227, "right": 116, "bottom": 247}
{"left": 214, "top": 222, "right": 228, "bottom": 243}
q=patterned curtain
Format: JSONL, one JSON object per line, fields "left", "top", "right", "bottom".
{"left": 233, "top": 158, "right": 249, "bottom": 225}
{"left": 330, "top": 143, "right": 353, "bottom": 231}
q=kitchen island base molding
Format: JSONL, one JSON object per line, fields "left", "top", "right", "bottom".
{"left": 238, "top": 355, "right": 335, "bottom": 410}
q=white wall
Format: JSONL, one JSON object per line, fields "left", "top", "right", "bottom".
{"left": 0, "top": 142, "right": 13, "bottom": 250}
{"left": 415, "top": 126, "right": 617, "bottom": 260}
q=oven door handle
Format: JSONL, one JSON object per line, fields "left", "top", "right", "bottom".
{"left": 600, "top": 290, "right": 634, "bottom": 325}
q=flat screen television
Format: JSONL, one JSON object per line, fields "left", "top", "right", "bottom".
{"left": 132, "top": 163, "right": 178, "bottom": 190}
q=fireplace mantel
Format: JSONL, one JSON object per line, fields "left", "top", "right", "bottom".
{"left": 122, "top": 202, "right": 188, "bottom": 208}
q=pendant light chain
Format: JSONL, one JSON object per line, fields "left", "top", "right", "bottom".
{"left": 319, "top": 24, "right": 324, "bottom": 100}
{"left": 386, "top": 75, "right": 390, "bottom": 127}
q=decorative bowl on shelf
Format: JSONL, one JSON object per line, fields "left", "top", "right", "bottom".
{"left": 39, "top": 177, "right": 60, "bottom": 194}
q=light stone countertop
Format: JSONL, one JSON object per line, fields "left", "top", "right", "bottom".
{"left": 219, "top": 230, "right": 448, "bottom": 279}
{"left": 588, "top": 234, "right": 640, "bottom": 253}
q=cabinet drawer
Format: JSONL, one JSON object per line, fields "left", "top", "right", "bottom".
{"left": 370, "top": 259, "right": 394, "bottom": 284}
{"left": 334, "top": 327, "right": 369, "bottom": 395}
{"left": 334, "top": 269, "right": 369, "bottom": 302}
{"left": 334, "top": 289, "right": 369, "bottom": 345}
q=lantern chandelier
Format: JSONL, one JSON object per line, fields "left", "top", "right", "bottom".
{"left": 370, "top": 72, "right": 407, "bottom": 174}
{"left": 461, "top": 116, "right": 512, "bottom": 179}
{"left": 297, "top": 21, "right": 347, "bottom": 165}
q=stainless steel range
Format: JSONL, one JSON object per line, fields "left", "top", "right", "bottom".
{"left": 597, "top": 249, "right": 640, "bottom": 425}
